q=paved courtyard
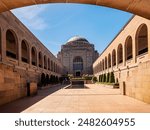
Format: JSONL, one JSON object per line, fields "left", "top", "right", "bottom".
{"left": 0, "top": 84, "right": 150, "bottom": 113}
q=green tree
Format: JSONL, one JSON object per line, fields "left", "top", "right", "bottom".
{"left": 102, "top": 74, "right": 106, "bottom": 82}
{"left": 92, "top": 76, "right": 97, "bottom": 83}
{"left": 106, "top": 72, "right": 110, "bottom": 82}
{"left": 109, "top": 72, "right": 115, "bottom": 83}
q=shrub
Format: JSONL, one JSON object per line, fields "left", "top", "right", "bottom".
{"left": 99, "top": 75, "right": 101, "bottom": 82}
{"left": 84, "top": 75, "right": 92, "bottom": 80}
{"left": 106, "top": 73, "right": 110, "bottom": 82}
{"left": 102, "top": 73, "right": 106, "bottom": 82}
{"left": 109, "top": 72, "right": 115, "bottom": 83}
{"left": 92, "top": 76, "right": 97, "bottom": 83}
{"left": 101, "top": 74, "right": 104, "bottom": 82}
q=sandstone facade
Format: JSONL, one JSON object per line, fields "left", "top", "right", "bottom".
{"left": 0, "top": 11, "right": 63, "bottom": 105}
{"left": 93, "top": 15, "right": 150, "bottom": 103}
{"left": 57, "top": 36, "right": 98, "bottom": 76}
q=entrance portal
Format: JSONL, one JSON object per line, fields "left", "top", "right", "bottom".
{"left": 76, "top": 71, "right": 81, "bottom": 77}
{"left": 73, "top": 56, "right": 83, "bottom": 77}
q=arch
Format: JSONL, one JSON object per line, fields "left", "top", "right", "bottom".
{"left": 0, "top": 0, "right": 150, "bottom": 19}
{"left": 102, "top": 59, "right": 104, "bottom": 70}
{"left": 21, "top": 40, "right": 29, "bottom": 63}
{"left": 53, "top": 62, "right": 55, "bottom": 72}
{"left": 108, "top": 53, "right": 111, "bottom": 68}
{"left": 105, "top": 56, "right": 107, "bottom": 69}
{"left": 112, "top": 49, "right": 116, "bottom": 66}
{"left": 117, "top": 44, "right": 123, "bottom": 64}
{"left": 48, "top": 58, "right": 50, "bottom": 70}
{"left": 100, "top": 61, "right": 102, "bottom": 71}
{"left": 44, "top": 55, "right": 47, "bottom": 69}
{"left": 31, "top": 47, "right": 37, "bottom": 66}
{"left": 136, "top": 24, "right": 148, "bottom": 56}
{"left": 6, "top": 29, "right": 18, "bottom": 59}
{"left": 38, "top": 52, "right": 43, "bottom": 68}
{"left": 125, "top": 36, "right": 133, "bottom": 60}
{"left": 51, "top": 60, "right": 53, "bottom": 72}
{"left": 55, "top": 63, "right": 57, "bottom": 72}
{"left": 73, "top": 56, "right": 83, "bottom": 76}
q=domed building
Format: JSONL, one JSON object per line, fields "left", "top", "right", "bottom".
{"left": 57, "top": 36, "right": 99, "bottom": 77}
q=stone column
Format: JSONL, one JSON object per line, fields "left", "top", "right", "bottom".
{"left": 122, "top": 44, "right": 126, "bottom": 67}
{"left": 29, "top": 46, "right": 32, "bottom": 67}
{"left": 116, "top": 49, "right": 118, "bottom": 68}
{"left": 111, "top": 53, "right": 113, "bottom": 71}
{"left": 1, "top": 28, "right": 6, "bottom": 62}
{"left": 18, "top": 38, "right": 22, "bottom": 65}
{"left": 132, "top": 33, "right": 136, "bottom": 64}
{"left": 36, "top": 50, "right": 39, "bottom": 68}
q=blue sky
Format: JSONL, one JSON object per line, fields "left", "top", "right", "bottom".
{"left": 11, "top": 3, "right": 133, "bottom": 56}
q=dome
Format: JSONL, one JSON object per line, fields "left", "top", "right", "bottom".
{"left": 67, "top": 36, "right": 89, "bottom": 43}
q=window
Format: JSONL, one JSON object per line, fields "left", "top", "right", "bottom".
{"left": 6, "top": 30, "right": 18, "bottom": 59}
{"left": 73, "top": 56, "right": 83, "bottom": 71}
{"left": 38, "top": 52, "right": 42, "bottom": 68}
{"left": 125, "top": 36, "right": 133, "bottom": 60}
{"left": 44, "top": 55, "right": 47, "bottom": 69}
{"left": 31, "top": 47, "right": 37, "bottom": 66}
{"left": 117, "top": 44, "right": 123, "bottom": 64}
{"left": 136, "top": 24, "right": 148, "bottom": 56}
{"left": 21, "top": 40, "right": 29, "bottom": 63}
{"left": 112, "top": 49, "right": 116, "bottom": 66}
{"left": 108, "top": 53, "right": 111, "bottom": 68}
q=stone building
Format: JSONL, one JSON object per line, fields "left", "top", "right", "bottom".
{"left": 57, "top": 36, "right": 99, "bottom": 77}
{"left": 0, "top": 11, "right": 63, "bottom": 105}
{"left": 93, "top": 15, "right": 150, "bottom": 104}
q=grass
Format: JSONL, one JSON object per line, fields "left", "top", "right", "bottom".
{"left": 96, "top": 82, "right": 119, "bottom": 86}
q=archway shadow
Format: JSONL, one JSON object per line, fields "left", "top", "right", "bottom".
{"left": 0, "top": 84, "right": 67, "bottom": 113}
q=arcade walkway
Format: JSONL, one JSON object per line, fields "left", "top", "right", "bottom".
{"left": 0, "top": 84, "right": 150, "bottom": 113}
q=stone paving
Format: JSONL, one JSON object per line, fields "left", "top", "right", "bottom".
{"left": 0, "top": 84, "right": 150, "bottom": 113}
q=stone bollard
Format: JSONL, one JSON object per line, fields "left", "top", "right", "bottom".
{"left": 120, "top": 81, "right": 126, "bottom": 95}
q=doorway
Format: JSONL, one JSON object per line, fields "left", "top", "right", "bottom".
{"left": 76, "top": 71, "right": 81, "bottom": 77}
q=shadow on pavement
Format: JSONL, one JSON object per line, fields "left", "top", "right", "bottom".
{"left": 0, "top": 84, "right": 67, "bottom": 113}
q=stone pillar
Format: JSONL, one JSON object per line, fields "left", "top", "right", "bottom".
{"left": 116, "top": 49, "right": 118, "bottom": 68}
{"left": 42, "top": 54, "right": 44, "bottom": 69}
{"left": 18, "top": 38, "right": 22, "bottom": 65}
{"left": 1, "top": 28, "right": 6, "bottom": 62}
{"left": 46, "top": 56, "right": 48, "bottom": 70}
{"left": 132, "top": 34, "right": 136, "bottom": 64}
{"left": 111, "top": 53, "right": 113, "bottom": 71}
{"left": 29, "top": 46, "right": 32, "bottom": 67}
{"left": 36, "top": 51, "right": 39, "bottom": 68}
{"left": 122, "top": 44, "right": 125, "bottom": 66}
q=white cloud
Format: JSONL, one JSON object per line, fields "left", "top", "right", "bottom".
{"left": 11, "top": 5, "right": 48, "bottom": 30}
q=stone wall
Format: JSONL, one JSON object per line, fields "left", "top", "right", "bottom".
{"left": 93, "top": 15, "right": 150, "bottom": 104}
{"left": 120, "top": 60, "right": 150, "bottom": 103}
{"left": 0, "top": 63, "right": 27, "bottom": 106}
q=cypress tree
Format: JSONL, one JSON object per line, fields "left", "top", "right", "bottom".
{"left": 106, "top": 73, "right": 110, "bottom": 82}
{"left": 109, "top": 72, "right": 115, "bottom": 83}
{"left": 99, "top": 75, "right": 101, "bottom": 82}
{"left": 103, "top": 73, "right": 106, "bottom": 82}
